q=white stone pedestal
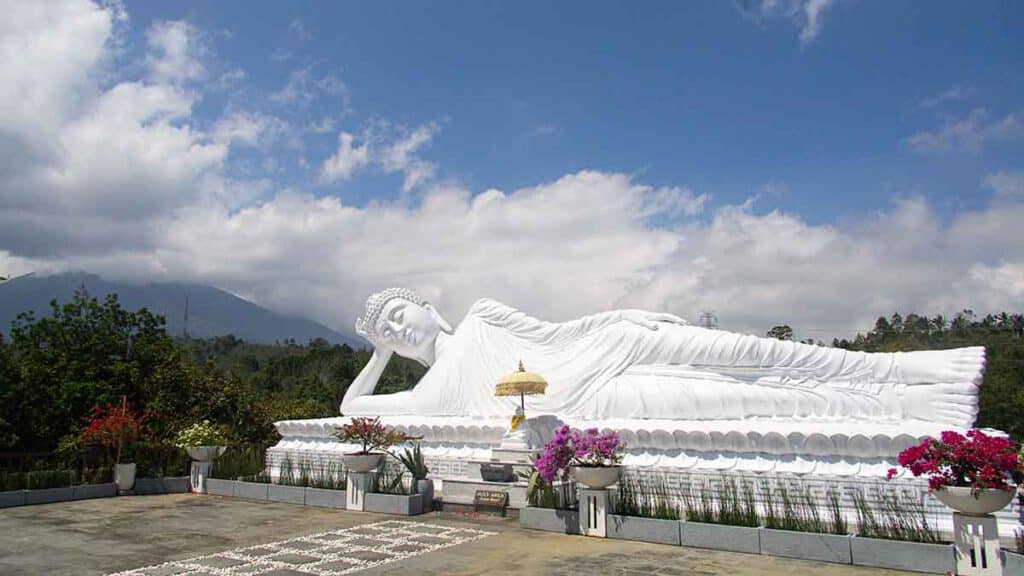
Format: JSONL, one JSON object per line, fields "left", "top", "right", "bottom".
{"left": 346, "top": 472, "right": 374, "bottom": 511}
{"left": 579, "top": 488, "right": 609, "bottom": 537}
{"left": 953, "top": 512, "right": 1001, "bottom": 575}
{"left": 190, "top": 461, "right": 212, "bottom": 494}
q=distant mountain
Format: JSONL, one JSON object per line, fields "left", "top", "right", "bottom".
{"left": 0, "top": 273, "right": 355, "bottom": 346}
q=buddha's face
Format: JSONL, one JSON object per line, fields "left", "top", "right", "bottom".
{"left": 375, "top": 298, "right": 442, "bottom": 361}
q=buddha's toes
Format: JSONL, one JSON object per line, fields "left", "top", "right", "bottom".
{"left": 897, "top": 346, "right": 985, "bottom": 385}
{"left": 901, "top": 381, "right": 980, "bottom": 427}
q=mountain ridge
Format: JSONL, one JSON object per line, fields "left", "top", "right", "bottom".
{"left": 0, "top": 272, "right": 356, "bottom": 346}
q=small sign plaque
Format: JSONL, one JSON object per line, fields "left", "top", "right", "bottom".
{"left": 473, "top": 489, "right": 509, "bottom": 516}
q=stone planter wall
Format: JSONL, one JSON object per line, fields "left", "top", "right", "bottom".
{"left": 267, "top": 484, "right": 305, "bottom": 505}
{"left": 1001, "top": 549, "right": 1023, "bottom": 575}
{"left": 760, "top": 528, "right": 852, "bottom": 564}
{"left": 681, "top": 521, "right": 761, "bottom": 555}
{"left": 0, "top": 489, "right": 27, "bottom": 508}
{"left": 233, "top": 480, "right": 269, "bottom": 501}
{"left": 134, "top": 477, "right": 190, "bottom": 495}
{"left": 304, "top": 487, "right": 346, "bottom": 509}
{"left": 72, "top": 483, "right": 117, "bottom": 500}
{"left": 24, "top": 486, "right": 75, "bottom": 505}
{"left": 606, "top": 514, "right": 681, "bottom": 545}
{"left": 519, "top": 507, "right": 581, "bottom": 535}
{"left": 205, "top": 478, "right": 235, "bottom": 497}
{"left": 850, "top": 536, "right": 955, "bottom": 574}
{"left": 364, "top": 493, "right": 424, "bottom": 516}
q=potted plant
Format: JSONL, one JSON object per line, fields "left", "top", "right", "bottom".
{"left": 175, "top": 420, "right": 227, "bottom": 462}
{"left": 394, "top": 443, "right": 432, "bottom": 505}
{"left": 78, "top": 400, "right": 144, "bottom": 492}
{"left": 889, "top": 429, "right": 1018, "bottom": 515}
{"left": 536, "top": 425, "right": 624, "bottom": 489}
{"left": 333, "top": 417, "right": 414, "bottom": 472}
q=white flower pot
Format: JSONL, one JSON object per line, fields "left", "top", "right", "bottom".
{"left": 115, "top": 463, "right": 136, "bottom": 491}
{"left": 186, "top": 446, "right": 226, "bottom": 462}
{"left": 570, "top": 466, "right": 621, "bottom": 489}
{"left": 934, "top": 486, "right": 1014, "bottom": 516}
{"left": 343, "top": 453, "right": 383, "bottom": 473}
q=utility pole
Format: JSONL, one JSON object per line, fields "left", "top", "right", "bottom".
{"left": 699, "top": 311, "right": 718, "bottom": 330}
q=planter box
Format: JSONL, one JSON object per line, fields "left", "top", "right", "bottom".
{"left": 0, "top": 490, "right": 26, "bottom": 508}
{"left": 24, "top": 486, "right": 74, "bottom": 505}
{"left": 607, "top": 514, "right": 681, "bottom": 546}
{"left": 72, "top": 483, "right": 116, "bottom": 500}
{"left": 267, "top": 484, "right": 305, "bottom": 505}
{"left": 760, "top": 528, "right": 851, "bottom": 564}
{"left": 133, "top": 477, "right": 189, "bottom": 495}
{"left": 364, "top": 493, "right": 424, "bottom": 516}
{"left": 519, "top": 507, "right": 581, "bottom": 535}
{"left": 205, "top": 478, "right": 235, "bottom": 497}
{"left": 1003, "top": 549, "right": 1024, "bottom": 575}
{"left": 233, "top": 480, "right": 268, "bottom": 501}
{"left": 851, "top": 537, "right": 955, "bottom": 574}
{"left": 681, "top": 521, "right": 760, "bottom": 555}
{"left": 304, "top": 487, "right": 346, "bottom": 509}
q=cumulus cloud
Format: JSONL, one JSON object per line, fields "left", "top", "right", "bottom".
{"left": 2, "top": 0, "right": 1021, "bottom": 345}
{"left": 737, "top": 0, "right": 840, "bottom": 45}
{"left": 146, "top": 20, "right": 206, "bottom": 84}
{"left": 905, "top": 108, "right": 1024, "bottom": 153}
{"left": 319, "top": 121, "right": 439, "bottom": 192}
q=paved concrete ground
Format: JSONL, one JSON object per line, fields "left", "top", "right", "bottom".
{"left": 0, "top": 494, "right": 920, "bottom": 576}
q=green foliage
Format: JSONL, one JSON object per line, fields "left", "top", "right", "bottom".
{"left": 766, "top": 325, "right": 794, "bottom": 341}
{"left": 614, "top": 474, "right": 680, "bottom": 520}
{"left": 851, "top": 486, "right": 940, "bottom": 543}
{"left": 834, "top": 310, "right": 1024, "bottom": 441}
{"left": 372, "top": 463, "right": 409, "bottom": 495}
{"left": 210, "top": 445, "right": 266, "bottom": 480}
{"left": 25, "top": 469, "right": 77, "bottom": 490}
{"left": 0, "top": 290, "right": 424, "bottom": 456}
{"left": 682, "top": 477, "right": 759, "bottom": 527}
{"left": 394, "top": 443, "right": 429, "bottom": 480}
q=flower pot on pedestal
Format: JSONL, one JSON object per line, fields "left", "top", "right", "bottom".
{"left": 186, "top": 446, "right": 226, "bottom": 493}
{"left": 342, "top": 453, "right": 383, "bottom": 473}
{"left": 114, "top": 463, "right": 136, "bottom": 491}
{"left": 934, "top": 486, "right": 1014, "bottom": 516}
{"left": 570, "top": 466, "right": 621, "bottom": 489}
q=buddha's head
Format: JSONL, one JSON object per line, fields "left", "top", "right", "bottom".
{"left": 355, "top": 287, "right": 452, "bottom": 364}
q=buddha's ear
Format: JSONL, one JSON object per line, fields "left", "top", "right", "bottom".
{"left": 425, "top": 303, "right": 453, "bottom": 334}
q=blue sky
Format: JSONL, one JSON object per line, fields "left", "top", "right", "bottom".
{"left": 1, "top": 0, "right": 1022, "bottom": 338}
{"left": 121, "top": 0, "right": 1023, "bottom": 221}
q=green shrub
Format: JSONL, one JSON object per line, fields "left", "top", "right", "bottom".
{"left": 25, "top": 469, "right": 76, "bottom": 489}
{"left": 851, "top": 485, "right": 940, "bottom": 543}
{"left": 210, "top": 445, "right": 265, "bottom": 480}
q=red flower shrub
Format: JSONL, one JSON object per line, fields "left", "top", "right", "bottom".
{"left": 889, "top": 429, "right": 1018, "bottom": 493}
{"left": 78, "top": 403, "right": 145, "bottom": 463}
{"left": 333, "top": 416, "right": 416, "bottom": 454}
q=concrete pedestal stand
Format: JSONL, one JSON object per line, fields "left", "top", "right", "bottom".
{"left": 190, "top": 462, "right": 212, "bottom": 494}
{"left": 346, "top": 472, "right": 375, "bottom": 511}
{"left": 953, "top": 512, "right": 1001, "bottom": 575}
{"left": 579, "top": 488, "right": 609, "bottom": 537}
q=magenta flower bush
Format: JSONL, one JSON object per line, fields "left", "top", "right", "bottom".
{"left": 535, "top": 425, "right": 624, "bottom": 482}
{"left": 888, "top": 429, "right": 1018, "bottom": 493}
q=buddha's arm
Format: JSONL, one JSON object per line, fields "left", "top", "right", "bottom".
{"left": 340, "top": 349, "right": 393, "bottom": 414}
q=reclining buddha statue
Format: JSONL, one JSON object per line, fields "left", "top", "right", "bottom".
{"left": 341, "top": 288, "right": 984, "bottom": 428}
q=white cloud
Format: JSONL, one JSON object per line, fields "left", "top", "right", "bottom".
{"left": 288, "top": 20, "right": 311, "bottom": 41}
{"left": 270, "top": 66, "right": 348, "bottom": 109}
{"left": 905, "top": 108, "right": 1024, "bottom": 153}
{"left": 739, "top": 0, "right": 840, "bottom": 45}
{"left": 145, "top": 20, "right": 206, "bottom": 84}
{"left": 2, "top": 0, "right": 1021, "bottom": 345}
{"left": 320, "top": 132, "right": 371, "bottom": 182}
{"left": 319, "top": 121, "right": 439, "bottom": 191}
{"left": 213, "top": 111, "right": 288, "bottom": 147}
{"left": 920, "top": 85, "right": 968, "bottom": 108}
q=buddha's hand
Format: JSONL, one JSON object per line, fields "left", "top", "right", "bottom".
{"left": 619, "top": 309, "right": 688, "bottom": 330}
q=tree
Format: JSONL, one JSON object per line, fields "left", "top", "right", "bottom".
{"left": 766, "top": 325, "right": 794, "bottom": 341}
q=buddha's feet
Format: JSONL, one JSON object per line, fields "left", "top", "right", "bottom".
{"left": 899, "top": 347, "right": 985, "bottom": 427}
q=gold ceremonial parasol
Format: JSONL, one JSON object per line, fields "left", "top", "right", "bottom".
{"left": 495, "top": 361, "right": 546, "bottom": 430}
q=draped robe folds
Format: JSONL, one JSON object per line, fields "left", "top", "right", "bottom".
{"left": 344, "top": 298, "right": 965, "bottom": 423}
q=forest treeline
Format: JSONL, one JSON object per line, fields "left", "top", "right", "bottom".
{"left": 1, "top": 291, "right": 1021, "bottom": 456}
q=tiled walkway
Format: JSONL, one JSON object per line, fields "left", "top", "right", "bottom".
{"left": 106, "top": 520, "right": 494, "bottom": 576}
{"left": 0, "top": 494, "right": 918, "bottom": 576}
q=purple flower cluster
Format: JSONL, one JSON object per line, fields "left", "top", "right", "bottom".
{"left": 535, "top": 425, "right": 624, "bottom": 482}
